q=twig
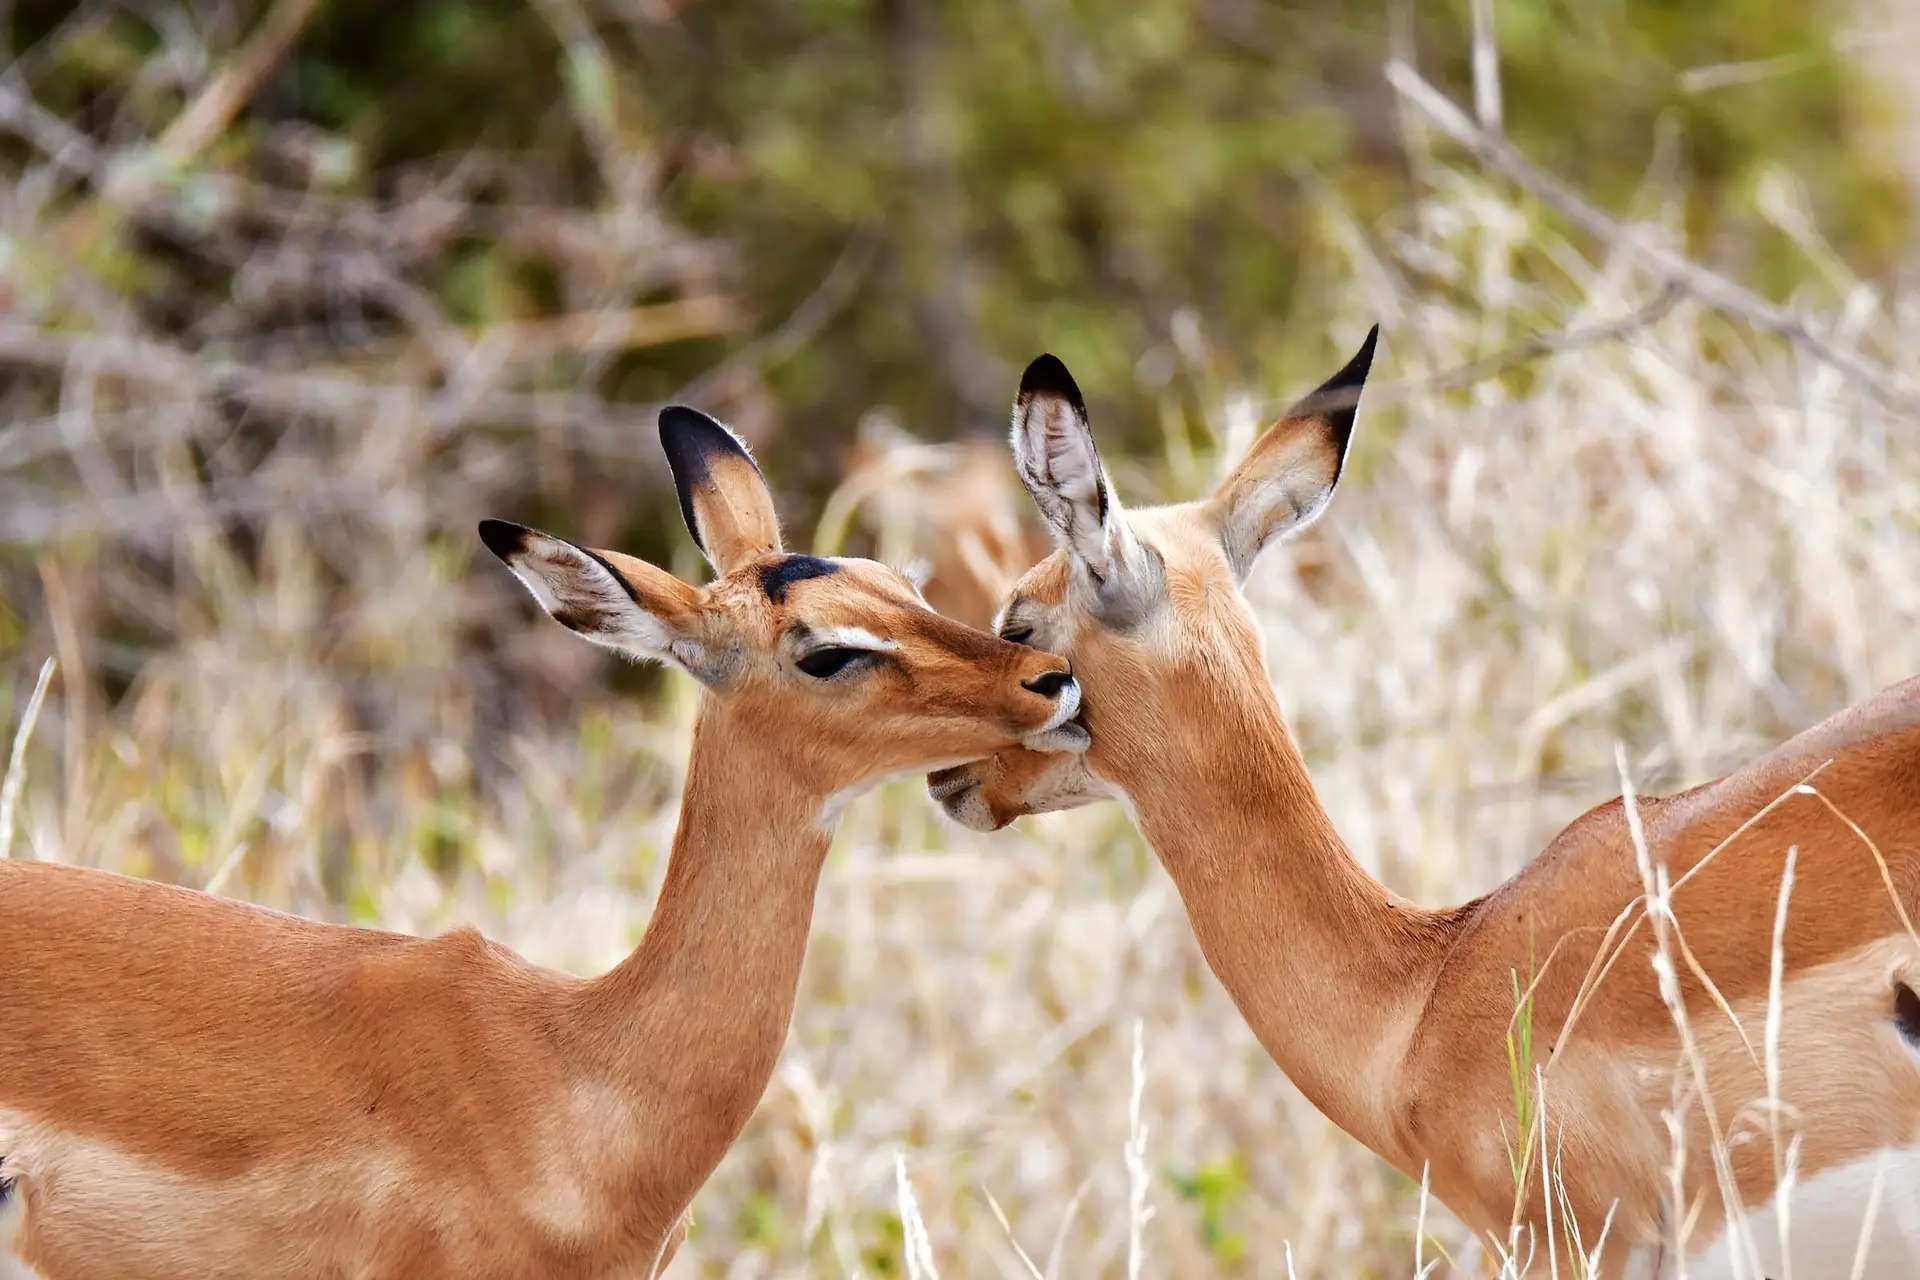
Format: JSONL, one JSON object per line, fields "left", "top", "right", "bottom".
{"left": 1385, "top": 59, "right": 1920, "bottom": 412}
{"left": 980, "top": 1188, "right": 1045, "bottom": 1280}
{"left": 1123, "top": 1018, "right": 1154, "bottom": 1280}
{"left": 1246, "top": 284, "right": 1684, "bottom": 423}
{"left": 1848, "top": 1156, "right": 1888, "bottom": 1280}
{"left": 0, "top": 320, "right": 721, "bottom": 476}
{"left": 1414, "top": 282, "right": 1685, "bottom": 398}
{"left": 461, "top": 297, "right": 739, "bottom": 364}
{"left": 1764, "top": 843, "right": 1798, "bottom": 1273}
{"left": 1680, "top": 47, "right": 1827, "bottom": 95}
{"left": 102, "top": 0, "right": 327, "bottom": 206}
{"left": 0, "top": 473, "right": 381, "bottom": 545}
{"left": 301, "top": 297, "right": 739, "bottom": 372}
{"left": 0, "top": 658, "right": 57, "bottom": 861}
{"left": 0, "top": 306, "right": 737, "bottom": 400}
{"left": 0, "top": 75, "right": 102, "bottom": 177}
{"left": 671, "top": 239, "right": 875, "bottom": 406}
{"left": 895, "top": 1154, "right": 941, "bottom": 1280}
{"left": 1470, "top": 0, "right": 1503, "bottom": 135}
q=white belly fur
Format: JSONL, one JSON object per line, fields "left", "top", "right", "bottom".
{"left": 1683, "top": 1148, "right": 1920, "bottom": 1280}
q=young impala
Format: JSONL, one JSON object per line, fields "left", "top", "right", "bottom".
{"left": 928, "top": 332, "right": 1920, "bottom": 1277}
{"left": 0, "top": 407, "right": 1084, "bottom": 1280}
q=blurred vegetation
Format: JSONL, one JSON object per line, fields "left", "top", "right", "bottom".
{"left": 2, "top": 0, "right": 1909, "bottom": 819}
{"left": 6, "top": 0, "right": 1909, "bottom": 524}
{"left": 3, "top": 0, "right": 1910, "bottom": 848}
{"left": 4, "top": 5, "right": 1920, "bottom": 1272}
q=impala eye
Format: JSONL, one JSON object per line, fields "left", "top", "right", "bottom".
{"left": 1000, "top": 627, "right": 1034, "bottom": 646}
{"left": 795, "top": 647, "right": 869, "bottom": 679}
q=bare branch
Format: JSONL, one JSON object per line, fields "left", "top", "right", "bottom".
{"left": 0, "top": 75, "right": 102, "bottom": 177}
{"left": 1470, "top": 0, "right": 1503, "bottom": 135}
{"left": 1242, "top": 284, "right": 1685, "bottom": 422}
{"left": 671, "top": 241, "right": 874, "bottom": 406}
{"left": 101, "top": 0, "right": 326, "bottom": 206}
{"left": 1395, "top": 282, "right": 1685, "bottom": 401}
{"left": 0, "top": 322, "right": 704, "bottom": 468}
{"left": 1384, "top": 59, "right": 1920, "bottom": 412}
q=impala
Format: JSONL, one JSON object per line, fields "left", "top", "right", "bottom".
{"left": 927, "top": 333, "right": 1920, "bottom": 1277}
{"left": 0, "top": 406, "right": 1085, "bottom": 1280}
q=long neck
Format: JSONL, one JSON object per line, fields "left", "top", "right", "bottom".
{"left": 573, "top": 699, "right": 831, "bottom": 1184}
{"left": 1111, "top": 671, "right": 1459, "bottom": 1166}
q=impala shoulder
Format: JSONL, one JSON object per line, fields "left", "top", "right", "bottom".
{"left": 338, "top": 926, "right": 573, "bottom": 1028}
{"left": 419, "top": 923, "right": 525, "bottom": 968}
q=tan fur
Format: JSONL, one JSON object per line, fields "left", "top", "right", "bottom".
{"left": 0, "top": 426, "right": 1079, "bottom": 1280}
{"left": 934, "top": 345, "right": 1920, "bottom": 1272}
{"left": 681, "top": 448, "right": 782, "bottom": 573}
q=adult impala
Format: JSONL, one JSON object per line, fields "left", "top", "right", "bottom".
{"left": 0, "top": 406, "right": 1084, "bottom": 1280}
{"left": 928, "top": 333, "right": 1920, "bottom": 1276}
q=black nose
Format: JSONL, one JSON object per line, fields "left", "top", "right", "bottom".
{"left": 1021, "top": 670, "right": 1072, "bottom": 699}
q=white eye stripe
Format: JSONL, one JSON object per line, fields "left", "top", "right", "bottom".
{"left": 813, "top": 626, "right": 899, "bottom": 652}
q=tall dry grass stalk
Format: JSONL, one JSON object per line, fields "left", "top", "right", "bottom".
{"left": 6, "top": 159, "right": 1920, "bottom": 1275}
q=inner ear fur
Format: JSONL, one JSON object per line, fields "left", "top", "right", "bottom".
{"left": 658, "top": 405, "right": 784, "bottom": 575}
{"left": 1208, "top": 325, "right": 1378, "bottom": 580}
{"left": 479, "top": 519, "right": 708, "bottom": 670}
{"left": 1009, "top": 353, "right": 1135, "bottom": 584}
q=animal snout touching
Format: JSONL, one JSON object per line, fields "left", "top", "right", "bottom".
{"left": 927, "top": 762, "right": 1009, "bottom": 832}
{"left": 1020, "top": 671, "right": 1087, "bottom": 752}
{"left": 1022, "top": 669, "right": 1073, "bottom": 699}
{"left": 927, "top": 763, "right": 979, "bottom": 805}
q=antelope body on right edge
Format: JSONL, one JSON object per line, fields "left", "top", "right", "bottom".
{"left": 928, "top": 330, "right": 1920, "bottom": 1277}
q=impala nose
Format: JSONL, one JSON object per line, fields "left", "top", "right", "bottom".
{"left": 1022, "top": 670, "right": 1073, "bottom": 699}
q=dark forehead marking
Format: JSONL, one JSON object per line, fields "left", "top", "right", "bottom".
{"left": 758, "top": 554, "right": 840, "bottom": 603}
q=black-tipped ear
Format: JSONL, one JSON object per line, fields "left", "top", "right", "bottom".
{"left": 1292, "top": 324, "right": 1378, "bottom": 458}
{"left": 1010, "top": 353, "right": 1131, "bottom": 579}
{"left": 657, "top": 406, "right": 783, "bottom": 574}
{"left": 1207, "top": 325, "right": 1379, "bottom": 580}
{"left": 481, "top": 518, "right": 715, "bottom": 674}
{"left": 478, "top": 519, "right": 531, "bottom": 562}
{"left": 659, "top": 406, "right": 758, "bottom": 555}
{"left": 1018, "top": 354, "right": 1088, "bottom": 421}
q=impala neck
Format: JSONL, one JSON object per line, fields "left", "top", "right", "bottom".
{"left": 1109, "top": 669, "right": 1457, "bottom": 1166}
{"left": 578, "top": 697, "right": 832, "bottom": 1169}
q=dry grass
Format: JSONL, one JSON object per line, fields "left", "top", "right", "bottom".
{"left": 6, "top": 160, "right": 1920, "bottom": 1278}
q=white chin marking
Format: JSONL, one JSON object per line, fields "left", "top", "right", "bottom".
{"left": 1022, "top": 721, "right": 1090, "bottom": 754}
{"left": 1682, "top": 1147, "right": 1920, "bottom": 1280}
{"left": 1025, "top": 679, "right": 1082, "bottom": 740}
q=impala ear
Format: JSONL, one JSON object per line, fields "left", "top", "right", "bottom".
{"left": 658, "top": 406, "right": 783, "bottom": 575}
{"left": 480, "top": 520, "right": 722, "bottom": 679}
{"left": 1009, "top": 355, "right": 1139, "bottom": 586}
{"left": 1208, "top": 325, "right": 1377, "bottom": 581}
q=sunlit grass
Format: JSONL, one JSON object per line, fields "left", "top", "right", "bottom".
{"left": 7, "top": 167, "right": 1920, "bottom": 1276}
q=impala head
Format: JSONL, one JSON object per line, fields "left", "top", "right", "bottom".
{"left": 482, "top": 407, "right": 1085, "bottom": 813}
{"left": 928, "top": 326, "right": 1378, "bottom": 831}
